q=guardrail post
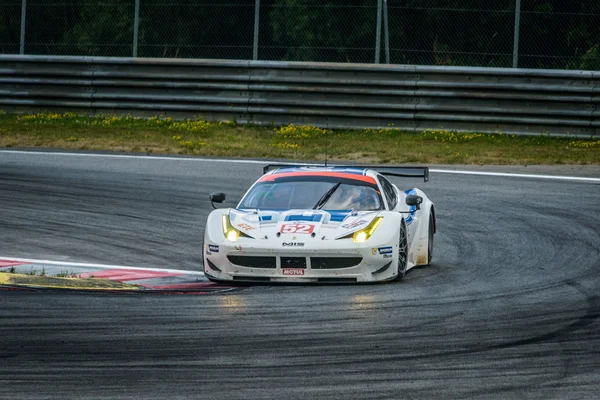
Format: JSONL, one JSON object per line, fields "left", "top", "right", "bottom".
{"left": 133, "top": 0, "right": 140, "bottom": 57}
{"left": 20, "top": 0, "right": 27, "bottom": 54}
{"left": 383, "top": 0, "right": 390, "bottom": 63}
{"left": 512, "top": 0, "right": 521, "bottom": 68}
{"left": 375, "top": 0, "right": 382, "bottom": 63}
{"left": 253, "top": 0, "right": 260, "bottom": 60}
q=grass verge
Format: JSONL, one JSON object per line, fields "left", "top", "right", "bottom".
{"left": 1, "top": 112, "right": 599, "bottom": 164}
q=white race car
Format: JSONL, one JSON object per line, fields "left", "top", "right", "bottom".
{"left": 203, "top": 165, "right": 435, "bottom": 283}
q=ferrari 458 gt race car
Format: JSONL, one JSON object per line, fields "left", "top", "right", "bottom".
{"left": 203, "top": 164, "right": 436, "bottom": 283}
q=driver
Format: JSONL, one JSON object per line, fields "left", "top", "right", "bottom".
{"left": 348, "top": 187, "right": 379, "bottom": 210}
{"left": 263, "top": 183, "right": 292, "bottom": 208}
{"left": 326, "top": 185, "right": 378, "bottom": 210}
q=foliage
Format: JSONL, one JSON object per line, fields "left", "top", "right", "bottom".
{"left": 2, "top": 1, "right": 598, "bottom": 69}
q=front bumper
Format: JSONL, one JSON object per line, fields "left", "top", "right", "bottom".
{"left": 203, "top": 240, "right": 399, "bottom": 283}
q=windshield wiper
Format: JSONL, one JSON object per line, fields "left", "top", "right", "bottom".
{"left": 313, "top": 181, "right": 342, "bottom": 210}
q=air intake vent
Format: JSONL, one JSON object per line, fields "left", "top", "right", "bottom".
{"left": 227, "top": 255, "right": 276, "bottom": 269}
{"left": 310, "top": 257, "right": 362, "bottom": 269}
{"left": 205, "top": 258, "right": 221, "bottom": 272}
{"left": 280, "top": 257, "right": 307, "bottom": 269}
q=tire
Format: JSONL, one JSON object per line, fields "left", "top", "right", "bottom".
{"left": 394, "top": 221, "right": 408, "bottom": 281}
{"left": 427, "top": 213, "right": 434, "bottom": 265}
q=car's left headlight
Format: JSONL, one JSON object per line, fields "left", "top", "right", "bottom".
{"left": 222, "top": 214, "right": 241, "bottom": 241}
{"left": 353, "top": 217, "right": 383, "bottom": 243}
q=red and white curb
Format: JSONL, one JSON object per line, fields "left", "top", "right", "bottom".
{"left": 0, "top": 257, "right": 234, "bottom": 293}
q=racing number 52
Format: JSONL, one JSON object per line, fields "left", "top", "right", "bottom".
{"left": 280, "top": 224, "right": 315, "bottom": 234}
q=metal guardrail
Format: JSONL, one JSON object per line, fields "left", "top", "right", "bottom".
{"left": 0, "top": 55, "right": 598, "bottom": 138}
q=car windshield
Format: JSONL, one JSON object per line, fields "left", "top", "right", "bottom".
{"left": 238, "top": 180, "right": 382, "bottom": 211}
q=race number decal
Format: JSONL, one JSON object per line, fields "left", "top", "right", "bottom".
{"left": 280, "top": 224, "right": 315, "bottom": 234}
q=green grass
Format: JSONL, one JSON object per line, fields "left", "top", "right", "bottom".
{"left": 24, "top": 267, "right": 46, "bottom": 276}
{"left": 55, "top": 270, "right": 79, "bottom": 278}
{"left": 1, "top": 111, "right": 599, "bottom": 165}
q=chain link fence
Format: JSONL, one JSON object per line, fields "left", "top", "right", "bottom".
{"left": 385, "top": 1, "right": 516, "bottom": 67}
{"left": 1, "top": 0, "right": 599, "bottom": 70}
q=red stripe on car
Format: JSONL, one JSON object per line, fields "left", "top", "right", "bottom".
{"left": 259, "top": 171, "right": 376, "bottom": 184}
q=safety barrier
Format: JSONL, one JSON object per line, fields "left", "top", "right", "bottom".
{"left": 0, "top": 55, "right": 598, "bottom": 137}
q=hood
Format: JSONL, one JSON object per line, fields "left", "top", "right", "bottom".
{"left": 229, "top": 209, "right": 380, "bottom": 240}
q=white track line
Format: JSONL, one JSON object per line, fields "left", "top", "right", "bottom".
{"left": 1, "top": 149, "right": 599, "bottom": 183}
{"left": 0, "top": 256, "right": 204, "bottom": 275}
{"left": 0, "top": 149, "right": 286, "bottom": 165}
{"left": 429, "top": 169, "right": 600, "bottom": 183}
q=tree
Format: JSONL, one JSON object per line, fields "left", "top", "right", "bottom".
{"left": 265, "top": 0, "right": 378, "bottom": 63}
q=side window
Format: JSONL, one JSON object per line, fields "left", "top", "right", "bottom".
{"left": 379, "top": 176, "right": 398, "bottom": 210}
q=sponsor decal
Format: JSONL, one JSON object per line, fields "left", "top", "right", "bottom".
{"left": 341, "top": 220, "right": 368, "bottom": 229}
{"left": 208, "top": 244, "right": 219, "bottom": 253}
{"left": 383, "top": 254, "right": 393, "bottom": 259}
{"left": 282, "top": 268, "right": 305, "bottom": 276}
{"left": 280, "top": 223, "right": 315, "bottom": 234}
{"left": 237, "top": 223, "right": 255, "bottom": 231}
{"left": 372, "top": 246, "right": 393, "bottom": 255}
{"left": 282, "top": 242, "right": 305, "bottom": 247}
{"left": 378, "top": 246, "right": 393, "bottom": 255}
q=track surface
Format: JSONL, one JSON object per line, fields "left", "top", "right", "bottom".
{"left": 1, "top": 152, "right": 600, "bottom": 399}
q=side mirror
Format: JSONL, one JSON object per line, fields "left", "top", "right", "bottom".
{"left": 405, "top": 195, "right": 423, "bottom": 209}
{"left": 209, "top": 192, "right": 226, "bottom": 209}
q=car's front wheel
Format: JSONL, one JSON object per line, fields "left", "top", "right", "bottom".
{"left": 394, "top": 220, "right": 408, "bottom": 281}
{"left": 427, "top": 213, "right": 434, "bottom": 265}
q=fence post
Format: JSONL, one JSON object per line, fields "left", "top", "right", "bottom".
{"left": 133, "top": 0, "right": 140, "bottom": 57}
{"left": 253, "top": 0, "right": 260, "bottom": 60}
{"left": 512, "top": 0, "right": 521, "bottom": 68}
{"left": 383, "top": 0, "right": 390, "bottom": 63}
{"left": 20, "top": 0, "right": 26, "bottom": 54}
{"left": 375, "top": 0, "right": 382, "bottom": 63}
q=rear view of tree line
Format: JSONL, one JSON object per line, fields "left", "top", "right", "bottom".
{"left": 1, "top": 0, "right": 598, "bottom": 69}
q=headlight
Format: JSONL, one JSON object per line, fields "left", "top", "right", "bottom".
{"left": 353, "top": 217, "right": 383, "bottom": 243}
{"left": 222, "top": 214, "right": 241, "bottom": 242}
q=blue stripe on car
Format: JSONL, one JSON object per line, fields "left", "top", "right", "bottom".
{"left": 284, "top": 214, "right": 323, "bottom": 222}
{"left": 328, "top": 211, "right": 351, "bottom": 222}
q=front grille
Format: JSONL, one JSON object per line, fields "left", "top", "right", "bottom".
{"left": 280, "top": 257, "right": 307, "bottom": 269}
{"left": 310, "top": 257, "right": 363, "bottom": 269}
{"left": 227, "top": 255, "right": 276, "bottom": 269}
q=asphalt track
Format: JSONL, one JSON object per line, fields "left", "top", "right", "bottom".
{"left": 1, "top": 151, "right": 600, "bottom": 399}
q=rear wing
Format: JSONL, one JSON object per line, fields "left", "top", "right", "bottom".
{"left": 262, "top": 164, "right": 429, "bottom": 182}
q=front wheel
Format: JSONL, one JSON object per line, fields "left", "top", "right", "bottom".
{"left": 394, "top": 221, "right": 408, "bottom": 281}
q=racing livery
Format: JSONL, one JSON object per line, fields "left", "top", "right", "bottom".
{"left": 203, "top": 165, "right": 435, "bottom": 283}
